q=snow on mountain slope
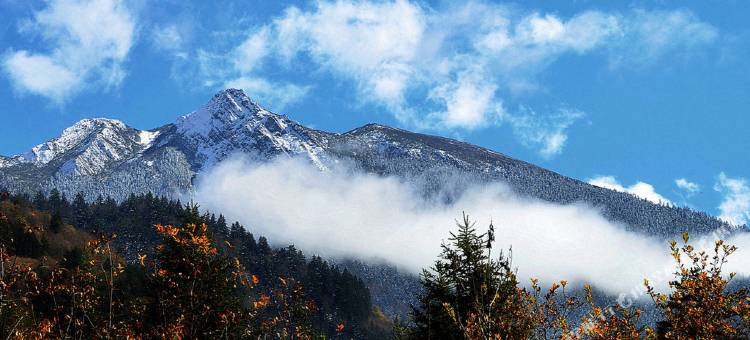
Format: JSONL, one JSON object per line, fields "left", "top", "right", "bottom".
{"left": 22, "top": 119, "right": 125, "bottom": 164}
{"left": 0, "top": 156, "right": 22, "bottom": 168}
{"left": 11, "top": 118, "right": 152, "bottom": 176}
{"left": 0, "top": 117, "right": 171, "bottom": 181}
{"left": 139, "top": 130, "right": 160, "bottom": 149}
{"left": 172, "top": 88, "right": 331, "bottom": 170}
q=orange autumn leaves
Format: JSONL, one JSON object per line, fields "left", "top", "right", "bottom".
{"left": 146, "top": 223, "right": 319, "bottom": 339}
{"left": 643, "top": 233, "right": 750, "bottom": 339}
{"left": 254, "top": 294, "right": 271, "bottom": 309}
{"left": 422, "top": 215, "right": 750, "bottom": 340}
{"left": 154, "top": 223, "right": 216, "bottom": 256}
{"left": 444, "top": 230, "right": 750, "bottom": 340}
{"left": 0, "top": 236, "right": 143, "bottom": 339}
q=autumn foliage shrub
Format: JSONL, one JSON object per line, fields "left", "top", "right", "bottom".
{"left": 645, "top": 233, "right": 750, "bottom": 339}
{"left": 0, "top": 219, "right": 318, "bottom": 339}
{"left": 412, "top": 215, "right": 750, "bottom": 340}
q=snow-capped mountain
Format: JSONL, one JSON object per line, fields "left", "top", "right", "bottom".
{"left": 168, "top": 88, "right": 330, "bottom": 170}
{"left": 0, "top": 89, "right": 735, "bottom": 236}
{"left": 14, "top": 118, "right": 151, "bottom": 176}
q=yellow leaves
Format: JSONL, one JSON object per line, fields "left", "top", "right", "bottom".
{"left": 649, "top": 234, "right": 749, "bottom": 338}
{"left": 115, "top": 262, "right": 125, "bottom": 276}
{"left": 138, "top": 254, "right": 146, "bottom": 266}
{"left": 252, "top": 275, "right": 260, "bottom": 286}
{"left": 442, "top": 302, "right": 458, "bottom": 323}
{"left": 682, "top": 232, "right": 690, "bottom": 243}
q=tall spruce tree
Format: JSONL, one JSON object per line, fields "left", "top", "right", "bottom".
{"left": 49, "top": 210, "right": 64, "bottom": 233}
{"left": 411, "top": 214, "right": 535, "bottom": 340}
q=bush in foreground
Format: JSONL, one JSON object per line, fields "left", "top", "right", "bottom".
{"left": 410, "top": 215, "right": 750, "bottom": 340}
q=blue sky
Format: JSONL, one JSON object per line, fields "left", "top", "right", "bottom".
{"left": 1, "top": 0, "right": 749, "bottom": 224}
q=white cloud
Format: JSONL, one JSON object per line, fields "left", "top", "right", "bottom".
{"left": 152, "top": 25, "right": 184, "bottom": 52}
{"left": 3, "top": 51, "right": 79, "bottom": 101}
{"left": 179, "top": 1, "right": 717, "bottom": 157}
{"left": 196, "top": 157, "right": 750, "bottom": 295}
{"left": 2, "top": 0, "right": 136, "bottom": 103}
{"left": 612, "top": 9, "right": 718, "bottom": 66}
{"left": 675, "top": 178, "right": 700, "bottom": 195}
{"left": 233, "top": 27, "right": 270, "bottom": 74}
{"left": 269, "top": 0, "right": 425, "bottom": 110}
{"left": 506, "top": 107, "right": 585, "bottom": 159}
{"left": 714, "top": 173, "right": 750, "bottom": 226}
{"left": 427, "top": 70, "right": 501, "bottom": 130}
{"left": 588, "top": 176, "right": 672, "bottom": 205}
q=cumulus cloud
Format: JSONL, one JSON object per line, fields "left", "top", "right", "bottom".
{"left": 2, "top": 0, "right": 136, "bottom": 103}
{"left": 171, "top": 1, "right": 717, "bottom": 157}
{"left": 588, "top": 176, "right": 671, "bottom": 205}
{"left": 272, "top": 0, "right": 424, "bottom": 108}
{"left": 195, "top": 157, "right": 750, "bottom": 295}
{"left": 427, "top": 70, "right": 502, "bottom": 130}
{"left": 675, "top": 177, "right": 700, "bottom": 195}
{"left": 715, "top": 172, "right": 750, "bottom": 226}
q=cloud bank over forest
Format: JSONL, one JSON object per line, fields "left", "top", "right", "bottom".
{"left": 196, "top": 157, "right": 750, "bottom": 296}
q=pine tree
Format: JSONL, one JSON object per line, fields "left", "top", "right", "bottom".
{"left": 49, "top": 210, "right": 64, "bottom": 233}
{"left": 411, "top": 214, "right": 535, "bottom": 340}
{"left": 72, "top": 192, "right": 88, "bottom": 229}
{"left": 216, "top": 214, "right": 228, "bottom": 236}
{"left": 48, "top": 188, "right": 62, "bottom": 212}
{"left": 33, "top": 190, "right": 47, "bottom": 210}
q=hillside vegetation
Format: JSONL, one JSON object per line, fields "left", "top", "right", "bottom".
{"left": 1, "top": 190, "right": 748, "bottom": 339}
{"left": 0, "top": 191, "right": 391, "bottom": 339}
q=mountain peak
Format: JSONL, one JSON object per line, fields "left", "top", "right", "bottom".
{"left": 72, "top": 117, "right": 127, "bottom": 129}
{"left": 212, "top": 88, "right": 253, "bottom": 103}
{"left": 206, "top": 88, "right": 267, "bottom": 118}
{"left": 21, "top": 118, "right": 131, "bottom": 164}
{"left": 176, "top": 88, "right": 274, "bottom": 137}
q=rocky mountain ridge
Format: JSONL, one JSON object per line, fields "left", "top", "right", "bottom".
{"left": 0, "top": 89, "right": 737, "bottom": 237}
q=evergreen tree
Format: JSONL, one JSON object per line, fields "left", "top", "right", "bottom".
{"left": 33, "top": 190, "right": 47, "bottom": 210}
{"left": 49, "top": 210, "right": 64, "bottom": 233}
{"left": 72, "top": 192, "right": 88, "bottom": 228}
{"left": 216, "top": 214, "right": 228, "bottom": 236}
{"left": 48, "top": 188, "right": 62, "bottom": 211}
{"left": 411, "top": 214, "right": 534, "bottom": 340}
